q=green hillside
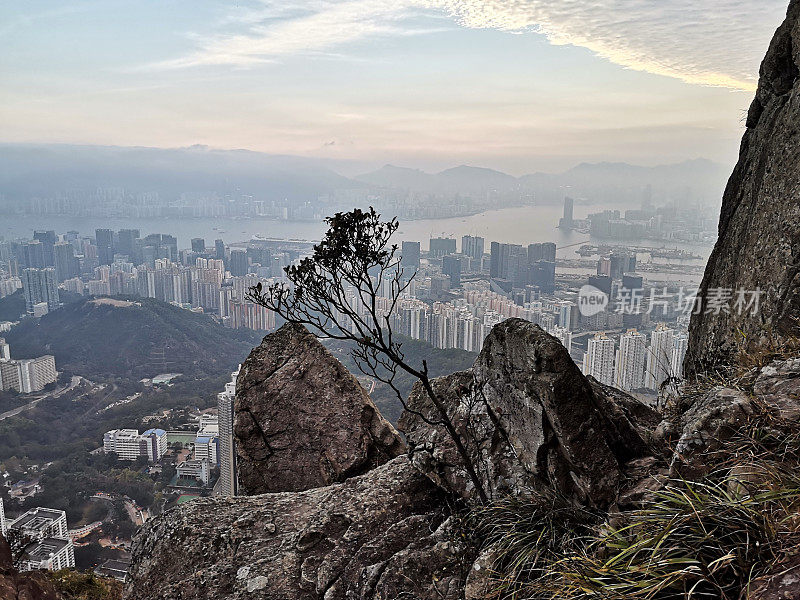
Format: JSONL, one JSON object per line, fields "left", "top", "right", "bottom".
{"left": 4, "top": 296, "right": 263, "bottom": 379}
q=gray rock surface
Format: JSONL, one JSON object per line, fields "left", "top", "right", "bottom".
{"left": 753, "top": 357, "right": 800, "bottom": 420}
{"left": 125, "top": 456, "right": 469, "bottom": 600}
{"left": 235, "top": 322, "right": 405, "bottom": 495}
{"left": 399, "top": 319, "right": 659, "bottom": 507}
{"left": 661, "top": 386, "right": 755, "bottom": 478}
{"left": 686, "top": 0, "right": 800, "bottom": 375}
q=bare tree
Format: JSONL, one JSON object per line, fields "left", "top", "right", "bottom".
{"left": 246, "top": 207, "right": 488, "bottom": 503}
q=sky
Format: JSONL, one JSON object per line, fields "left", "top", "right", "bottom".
{"left": 0, "top": 0, "right": 789, "bottom": 174}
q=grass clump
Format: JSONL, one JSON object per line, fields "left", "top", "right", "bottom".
{"left": 471, "top": 419, "right": 800, "bottom": 600}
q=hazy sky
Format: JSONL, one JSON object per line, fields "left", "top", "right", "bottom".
{"left": 0, "top": 1, "right": 788, "bottom": 174}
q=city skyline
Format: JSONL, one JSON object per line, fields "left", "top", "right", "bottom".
{"left": 0, "top": 1, "right": 788, "bottom": 174}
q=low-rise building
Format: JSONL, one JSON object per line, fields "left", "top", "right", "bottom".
{"left": 177, "top": 459, "right": 209, "bottom": 486}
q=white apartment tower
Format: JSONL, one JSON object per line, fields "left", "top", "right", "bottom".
{"left": 216, "top": 368, "right": 239, "bottom": 497}
{"left": 671, "top": 333, "right": 689, "bottom": 379}
{"left": 614, "top": 329, "right": 647, "bottom": 391}
{"left": 0, "top": 497, "right": 6, "bottom": 538}
{"left": 646, "top": 324, "right": 676, "bottom": 390}
{"left": 583, "top": 332, "right": 616, "bottom": 386}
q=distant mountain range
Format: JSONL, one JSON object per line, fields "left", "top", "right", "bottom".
{"left": 0, "top": 143, "right": 731, "bottom": 206}
{"left": 355, "top": 159, "right": 730, "bottom": 204}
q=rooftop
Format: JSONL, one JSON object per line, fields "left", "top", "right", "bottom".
{"left": 25, "top": 537, "right": 70, "bottom": 561}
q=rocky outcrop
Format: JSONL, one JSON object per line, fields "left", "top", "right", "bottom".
{"left": 686, "top": 0, "right": 800, "bottom": 374}
{"left": 235, "top": 323, "right": 405, "bottom": 495}
{"left": 657, "top": 387, "right": 756, "bottom": 478}
{"left": 125, "top": 456, "right": 470, "bottom": 600}
{"left": 0, "top": 535, "right": 61, "bottom": 600}
{"left": 399, "top": 319, "right": 660, "bottom": 507}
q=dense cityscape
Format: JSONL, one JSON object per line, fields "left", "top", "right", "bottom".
{"left": 0, "top": 192, "right": 711, "bottom": 585}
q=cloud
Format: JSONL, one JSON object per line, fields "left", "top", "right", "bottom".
{"left": 429, "top": 0, "right": 787, "bottom": 91}
{"left": 157, "top": 0, "right": 786, "bottom": 90}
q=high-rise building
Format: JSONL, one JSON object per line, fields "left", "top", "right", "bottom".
{"left": 614, "top": 329, "right": 647, "bottom": 391}
{"left": 490, "top": 243, "right": 527, "bottom": 284}
{"left": 21, "top": 240, "right": 46, "bottom": 269}
{"left": 400, "top": 241, "right": 421, "bottom": 271}
{"left": 442, "top": 255, "right": 462, "bottom": 288}
{"left": 461, "top": 236, "right": 485, "bottom": 261}
{"left": 559, "top": 197, "right": 574, "bottom": 228}
{"left": 215, "top": 239, "right": 226, "bottom": 261}
{"left": 191, "top": 238, "right": 206, "bottom": 253}
{"left": 95, "top": 228, "right": 114, "bottom": 265}
{"left": 33, "top": 231, "right": 56, "bottom": 266}
{"left": 429, "top": 237, "right": 456, "bottom": 258}
{"left": 9, "top": 507, "right": 75, "bottom": 571}
{"left": 53, "top": 242, "right": 78, "bottom": 282}
{"left": 645, "top": 324, "right": 676, "bottom": 390}
{"left": 116, "top": 229, "right": 140, "bottom": 261}
{"left": 582, "top": 332, "right": 615, "bottom": 385}
{"left": 0, "top": 497, "right": 6, "bottom": 538}
{"left": 229, "top": 249, "right": 249, "bottom": 276}
{"left": 216, "top": 368, "right": 239, "bottom": 497}
{"left": 671, "top": 333, "right": 689, "bottom": 379}
{"left": 528, "top": 242, "right": 556, "bottom": 263}
{"left": 22, "top": 268, "right": 59, "bottom": 315}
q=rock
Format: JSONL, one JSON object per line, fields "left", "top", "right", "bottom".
{"left": 748, "top": 553, "right": 800, "bottom": 600}
{"left": 753, "top": 357, "right": 800, "bottom": 420}
{"left": 464, "top": 548, "right": 500, "bottom": 600}
{"left": 686, "top": 0, "right": 800, "bottom": 375}
{"left": 399, "top": 319, "right": 659, "bottom": 507}
{"left": 0, "top": 534, "right": 62, "bottom": 600}
{"left": 665, "top": 387, "right": 755, "bottom": 478}
{"left": 125, "top": 456, "right": 469, "bottom": 600}
{"left": 617, "top": 456, "right": 668, "bottom": 509}
{"left": 235, "top": 322, "right": 405, "bottom": 495}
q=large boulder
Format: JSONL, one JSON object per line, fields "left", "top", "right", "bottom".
{"left": 235, "top": 323, "right": 405, "bottom": 495}
{"left": 125, "top": 456, "right": 469, "bottom": 600}
{"left": 399, "top": 319, "right": 660, "bottom": 507}
{"left": 686, "top": 0, "right": 800, "bottom": 375}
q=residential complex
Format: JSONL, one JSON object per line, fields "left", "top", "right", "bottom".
{"left": 7, "top": 506, "right": 75, "bottom": 572}
{"left": 103, "top": 428, "right": 167, "bottom": 462}
{"left": 0, "top": 338, "right": 57, "bottom": 393}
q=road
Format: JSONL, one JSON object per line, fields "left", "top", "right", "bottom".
{"left": 0, "top": 376, "right": 83, "bottom": 421}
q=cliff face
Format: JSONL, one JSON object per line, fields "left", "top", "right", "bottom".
{"left": 234, "top": 323, "right": 404, "bottom": 495}
{"left": 687, "top": 0, "right": 800, "bottom": 374}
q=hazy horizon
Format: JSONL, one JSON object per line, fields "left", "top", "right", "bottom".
{"left": 0, "top": 2, "right": 788, "bottom": 174}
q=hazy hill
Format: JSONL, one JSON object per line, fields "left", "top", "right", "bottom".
{"left": 355, "top": 164, "right": 519, "bottom": 195}
{"left": 3, "top": 296, "right": 262, "bottom": 379}
{"left": 0, "top": 143, "right": 363, "bottom": 203}
{"left": 0, "top": 142, "right": 730, "bottom": 207}
{"left": 358, "top": 158, "right": 728, "bottom": 204}
{"left": 519, "top": 158, "right": 730, "bottom": 204}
